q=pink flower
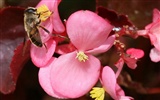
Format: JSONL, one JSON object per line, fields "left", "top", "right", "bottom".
{"left": 126, "top": 48, "right": 144, "bottom": 59}
{"left": 137, "top": 8, "right": 160, "bottom": 62}
{"left": 116, "top": 48, "right": 144, "bottom": 70}
{"left": 36, "top": 0, "right": 65, "bottom": 34}
{"left": 31, "top": 0, "right": 65, "bottom": 67}
{"left": 39, "top": 10, "right": 115, "bottom": 98}
{"left": 124, "top": 48, "right": 144, "bottom": 69}
{"left": 101, "top": 66, "right": 133, "bottom": 100}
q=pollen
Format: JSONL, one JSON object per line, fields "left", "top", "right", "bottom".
{"left": 90, "top": 87, "right": 105, "bottom": 100}
{"left": 37, "top": 5, "right": 52, "bottom": 21}
{"left": 76, "top": 51, "right": 88, "bottom": 62}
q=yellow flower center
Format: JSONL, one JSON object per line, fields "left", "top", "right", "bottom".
{"left": 76, "top": 51, "right": 88, "bottom": 62}
{"left": 37, "top": 5, "right": 52, "bottom": 21}
{"left": 90, "top": 87, "right": 105, "bottom": 100}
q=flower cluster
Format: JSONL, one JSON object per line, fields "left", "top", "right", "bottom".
{"left": 22, "top": 0, "right": 159, "bottom": 100}
{"left": 138, "top": 9, "right": 160, "bottom": 62}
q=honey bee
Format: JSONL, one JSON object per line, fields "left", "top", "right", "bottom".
{"left": 24, "top": 6, "right": 51, "bottom": 47}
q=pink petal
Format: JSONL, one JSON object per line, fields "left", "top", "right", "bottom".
{"left": 55, "top": 43, "right": 76, "bottom": 54}
{"left": 101, "top": 66, "right": 117, "bottom": 100}
{"left": 115, "top": 58, "right": 124, "bottom": 69}
{"left": 148, "top": 33, "right": 157, "bottom": 45}
{"left": 123, "top": 56, "right": 137, "bottom": 69}
{"left": 67, "top": 10, "right": 113, "bottom": 51}
{"left": 31, "top": 39, "right": 56, "bottom": 67}
{"left": 149, "top": 21, "right": 160, "bottom": 51}
{"left": 150, "top": 48, "right": 160, "bottom": 62}
{"left": 115, "top": 84, "right": 125, "bottom": 96}
{"left": 145, "top": 23, "right": 153, "bottom": 30}
{"left": 39, "top": 21, "right": 54, "bottom": 42}
{"left": 52, "top": 3, "right": 65, "bottom": 33}
{"left": 137, "top": 30, "right": 149, "bottom": 38}
{"left": 116, "top": 85, "right": 134, "bottom": 100}
{"left": 38, "top": 58, "right": 67, "bottom": 98}
{"left": 126, "top": 48, "right": 144, "bottom": 59}
{"left": 101, "top": 67, "right": 133, "bottom": 100}
{"left": 115, "top": 58, "right": 124, "bottom": 78}
{"left": 118, "top": 96, "right": 134, "bottom": 100}
{"left": 123, "top": 48, "right": 144, "bottom": 69}
{"left": 153, "top": 9, "right": 160, "bottom": 22}
{"left": 86, "top": 35, "right": 115, "bottom": 54}
{"left": 50, "top": 51, "right": 101, "bottom": 98}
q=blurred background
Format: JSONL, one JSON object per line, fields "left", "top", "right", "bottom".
{"left": 0, "top": 0, "right": 160, "bottom": 100}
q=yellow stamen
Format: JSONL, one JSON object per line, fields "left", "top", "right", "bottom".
{"left": 37, "top": 5, "right": 52, "bottom": 21}
{"left": 76, "top": 51, "right": 88, "bottom": 62}
{"left": 90, "top": 87, "right": 105, "bottom": 100}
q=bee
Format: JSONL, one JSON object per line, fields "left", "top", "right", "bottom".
{"left": 24, "top": 6, "right": 51, "bottom": 47}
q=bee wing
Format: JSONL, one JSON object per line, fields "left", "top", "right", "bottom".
{"left": 29, "top": 27, "right": 43, "bottom": 47}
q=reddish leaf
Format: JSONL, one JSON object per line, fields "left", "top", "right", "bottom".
{"left": 0, "top": 40, "right": 31, "bottom": 94}
{"left": 10, "top": 41, "right": 31, "bottom": 89}
{"left": 0, "top": 6, "right": 25, "bottom": 39}
{"left": 0, "top": 7, "right": 31, "bottom": 94}
{"left": 97, "top": 7, "right": 139, "bottom": 39}
{"left": 97, "top": 6, "right": 133, "bottom": 27}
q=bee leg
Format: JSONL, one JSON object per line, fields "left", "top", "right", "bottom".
{"left": 37, "top": 13, "right": 41, "bottom": 18}
{"left": 37, "top": 19, "right": 41, "bottom": 24}
{"left": 52, "top": 34, "right": 69, "bottom": 40}
{"left": 38, "top": 25, "right": 69, "bottom": 40}
{"left": 38, "top": 25, "right": 50, "bottom": 34}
